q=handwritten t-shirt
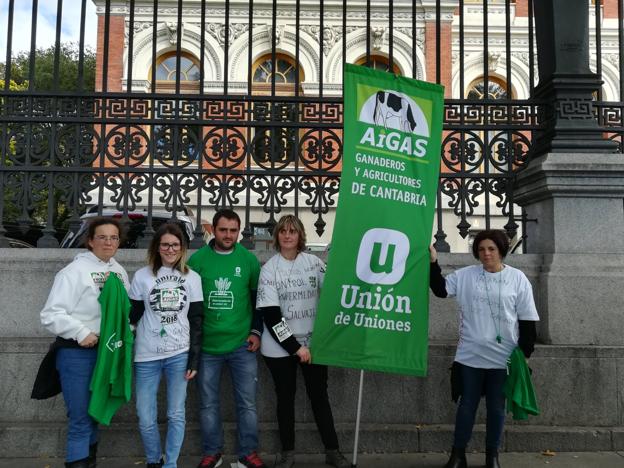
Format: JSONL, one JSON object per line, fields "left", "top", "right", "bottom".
{"left": 257, "top": 252, "right": 325, "bottom": 358}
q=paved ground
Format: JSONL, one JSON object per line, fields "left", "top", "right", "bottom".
{"left": 2, "top": 452, "right": 623, "bottom": 468}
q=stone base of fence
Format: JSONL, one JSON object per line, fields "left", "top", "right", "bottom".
{"left": 1, "top": 250, "right": 623, "bottom": 457}
{"left": 3, "top": 338, "right": 623, "bottom": 457}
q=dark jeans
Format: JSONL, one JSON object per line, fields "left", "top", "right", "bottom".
{"left": 453, "top": 362, "right": 506, "bottom": 451}
{"left": 263, "top": 355, "right": 339, "bottom": 452}
{"left": 198, "top": 346, "right": 259, "bottom": 458}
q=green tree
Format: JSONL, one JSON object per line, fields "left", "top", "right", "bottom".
{"left": 2, "top": 43, "right": 96, "bottom": 91}
{"left": 1, "top": 44, "right": 97, "bottom": 242}
{"left": 0, "top": 79, "right": 29, "bottom": 223}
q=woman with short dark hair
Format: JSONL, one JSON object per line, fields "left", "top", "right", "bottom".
{"left": 41, "top": 217, "right": 129, "bottom": 468}
{"left": 430, "top": 230, "right": 540, "bottom": 468}
{"left": 129, "top": 223, "right": 203, "bottom": 468}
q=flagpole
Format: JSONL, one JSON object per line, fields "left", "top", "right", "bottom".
{"left": 351, "top": 369, "right": 365, "bottom": 467}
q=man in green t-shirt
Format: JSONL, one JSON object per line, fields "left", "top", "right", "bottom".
{"left": 188, "top": 209, "right": 266, "bottom": 468}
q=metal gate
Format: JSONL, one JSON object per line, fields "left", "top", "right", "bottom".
{"left": 0, "top": 0, "right": 622, "bottom": 250}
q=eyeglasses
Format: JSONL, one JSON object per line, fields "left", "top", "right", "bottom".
{"left": 160, "top": 242, "right": 181, "bottom": 251}
{"left": 94, "top": 235, "right": 120, "bottom": 243}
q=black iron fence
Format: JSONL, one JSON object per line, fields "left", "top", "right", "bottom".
{"left": 0, "top": 0, "right": 622, "bottom": 250}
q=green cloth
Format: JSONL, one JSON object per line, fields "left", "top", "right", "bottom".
{"left": 503, "top": 347, "right": 539, "bottom": 420}
{"left": 88, "top": 274, "right": 133, "bottom": 425}
{"left": 188, "top": 243, "right": 260, "bottom": 355}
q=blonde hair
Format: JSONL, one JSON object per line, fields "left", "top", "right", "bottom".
{"left": 272, "top": 215, "right": 307, "bottom": 253}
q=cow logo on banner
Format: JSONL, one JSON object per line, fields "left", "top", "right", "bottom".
{"left": 360, "top": 90, "right": 430, "bottom": 136}
{"left": 310, "top": 64, "right": 444, "bottom": 377}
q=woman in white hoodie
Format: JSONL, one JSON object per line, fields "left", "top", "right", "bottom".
{"left": 40, "top": 217, "right": 129, "bottom": 468}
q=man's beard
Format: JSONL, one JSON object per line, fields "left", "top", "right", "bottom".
{"left": 214, "top": 238, "right": 234, "bottom": 251}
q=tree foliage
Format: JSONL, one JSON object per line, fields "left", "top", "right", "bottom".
{"left": 1, "top": 43, "right": 96, "bottom": 91}
{"left": 1, "top": 44, "right": 97, "bottom": 241}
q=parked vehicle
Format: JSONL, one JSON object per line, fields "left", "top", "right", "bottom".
{"left": 6, "top": 237, "right": 35, "bottom": 248}
{"left": 60, "top": 207, "right": 198, "bottom": 248}
{"left": 3, "top": 222, "right": 67, "bottom": 247}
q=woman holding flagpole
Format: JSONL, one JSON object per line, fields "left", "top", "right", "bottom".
{"left": 256, "top": 215, "right": 350, "bottom": 468}
{"left": 429, "top": 230, "right": 539, "bottom": 468}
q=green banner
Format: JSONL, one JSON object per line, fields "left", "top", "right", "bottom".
{"left": 310, "top": 64, "right": 444, "bottom": 376}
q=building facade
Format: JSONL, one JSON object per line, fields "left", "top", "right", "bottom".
{"left": 88, "top": 0, "right": 623, "bottom": 250}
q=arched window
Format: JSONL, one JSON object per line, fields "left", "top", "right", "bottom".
{"left": 467, "top": 76, "right": 511, "bottom": 100}
{"left": 465, "top": 76, "right": 517, "bottom": 174}
{"left": 251, "top": 54, "right": 303, "bottom": 94}
{"left": 253, "top": 56, "right": 299, "bottom": 84}
{"left": 355, "top": 55, "right": 402, "bottom": 75}
{"left": 251, "top": 54, "right": 303, "bottom": 165}
{"left": 151, "top": 52, "right": 202, "bottom": 162}
{"left": 155, "top": 53, "right": 200, "bottom": 82}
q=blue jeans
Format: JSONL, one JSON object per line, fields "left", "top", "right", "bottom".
{"left": 198, "top": 344, "right": 259, "bottom": 458}
{"left": 135, "top": 352, "right": 189, "bottom": 468}
{"left": 453, "top": 363, "right": 507, "bottom": 450}
{"left": 56, "top": 347, "right": 99, "bottom": 463}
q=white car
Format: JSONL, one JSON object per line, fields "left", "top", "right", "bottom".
{"left": 60, "top": 207, "right": 197, "bottom": 248}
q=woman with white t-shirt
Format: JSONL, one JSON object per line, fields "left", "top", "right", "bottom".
{"left": 129, "top": 223, "right": 203, "bottom": 468}
{"left": 429, "top": 230, "right": 539, "bottom": 468}
{"left": 257, "top": 215, "right": 350, "bottom": 468}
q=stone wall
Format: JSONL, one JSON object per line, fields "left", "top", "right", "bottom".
{"left": 1, "top": 249, "right": 622, "bottom": 457}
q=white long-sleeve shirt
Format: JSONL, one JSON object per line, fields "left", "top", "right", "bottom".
{"left": 40, "top": 251, "right": 129, "bottom": 343}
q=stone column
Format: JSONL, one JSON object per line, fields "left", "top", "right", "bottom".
{"left": 514, "top": 154, "right": 624, "bottom": 345}
{"left": 514, "top": 0, "right": 624, "bottom": 346}
{"left": 532, "top": 0, "right": 617, "bottom": 154}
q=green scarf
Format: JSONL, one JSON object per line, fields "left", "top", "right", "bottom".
{"left": 503, "top": 347, "right": 540, "bottom": 420}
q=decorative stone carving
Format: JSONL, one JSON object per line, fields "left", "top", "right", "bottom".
{"left": 605, "top": 54, "right": 620, "bottom": 68}
{"left": 165, "top": 21, "right": 183, "bottom": 45}
{"left": 267, "top": 24, "right": 285, "bottom": 46}
{"left": 371, "top": 27, "right": 386, "bottom": 50}
{"left": 134, "top": 22, "right": 153, "bottom": 33}
{"left": 395, "top": 27, "right": 425, "bottom": 48}
{"left": 488, "top": 52, "right": 501, "bottom": 72}
{"left": 511, "top": 51, "right": 530, "bottom": 68}
{"left": 206, "top": 23, "right": 249, "bottom": 46}
{"left": 301, "top": 26, "right": 343, "bottom": 56}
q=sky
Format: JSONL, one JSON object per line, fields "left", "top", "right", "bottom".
{"left": 0, "top": 0, "right": 98, "bottom": 62}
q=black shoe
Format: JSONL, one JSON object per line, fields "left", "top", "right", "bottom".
{"left": 147, "top": 459, "right": 164, "bottom": 468}
{"left": 65, "top": 458, "right": 90, "bottom": 468}
{"left": 325, "top": 449, "right": 350, "bottom": 468}
{"left": 485, "top": 449, "right": 501, "bottom": 468}
{"left": 443, "top": 447, "right": 467, "bottom": 468}
{"left": 88, "top": 443, "right": 97, "bottom": 468}
{"left": 274, "top": 451, "right": 295, "bottom": 468}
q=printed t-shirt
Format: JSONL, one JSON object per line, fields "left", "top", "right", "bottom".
{"left": 445, "top": 264, "right": 539, "bottom": 369}
{"left": 188, "top": 243, "right": 260, "bottom": 355}
{"left": 257, "top": 252, "right": 325, "bottom": 358}
{"left": 129, "top": 266, "right": 203, "bottom": 362}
